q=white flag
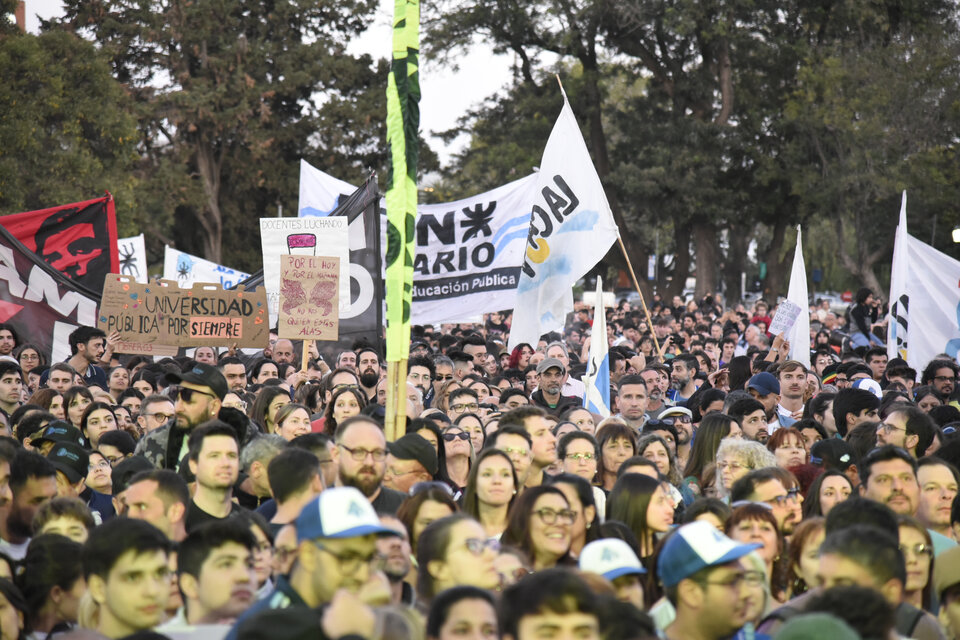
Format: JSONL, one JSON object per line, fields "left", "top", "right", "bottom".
{"left": 899, "top": 236, "right": 960, "bottom": 371}
{"left": 508, "top": 90, "right": 619, "bottom": 349}
{"left": 887, "top": 191, "right": 908, "bottom": 361}
{"left": 162, "top": 246, "right": 250, "bottom": 289}
{"left": 117, "top": 234, "right": 148, "bottom": 283}
{"left": 583, "top": 277, "right": 611, "bottom": 417}
{"left": 785, "top": 226, "right": 810, "bottom": 367}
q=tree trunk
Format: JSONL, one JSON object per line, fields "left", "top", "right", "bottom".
{"left": 723, "top": 224, "right": 749, "bottom": 303}
{"left": 693, "top": 221, "right": 720, "bottom": 298}
{"left": 762, "top": 216, "right": 790, "bottom": 299}
{"left": 194, "top": 140, "right": 223, "bottom": 263}
{"left": 834, "top": 217, "right": 884, "bottom": 294}
{"left": 664, "top": 223, "right": 692, "bottom": 299}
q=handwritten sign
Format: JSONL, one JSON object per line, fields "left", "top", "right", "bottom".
{"left": 769, "top": 299, "right": 802, "bottom": 337}
{"left": 278, "top": 255, "right": 340, "bottom": 340}
{"left": 97, "top": 274, "right": 269, "bottom": 354}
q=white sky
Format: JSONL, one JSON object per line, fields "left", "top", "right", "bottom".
{"left": 22, "top": 0, "right": 514, "bottom": 168}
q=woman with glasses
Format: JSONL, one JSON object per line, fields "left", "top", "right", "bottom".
{"left": 557, "top": 431, "right": 607, "bottom": 519}
{"left": 766, "top": 427, "right": 808, "bottom": 470}
{"left": 714, "top": 439, "right": 777, "bottom": 500}
{"left": 725, "top": 502, "right": 788, "bottom": 603}
{"left": 441, "top": 426, "right": 473, "bottom": 491}
{"left": 463, "top": 449, "right": 518, "bottom": 539}
{"left": 85, "top": 451, "right": 113, "bottom": 495}
{"left": 320, "top": 387, "right": 366, "bottom": 436}
{"left": 898, "top": 514, "right": 935, "bottom": 611}
{"left": 546, "top": 473, "right": 599, "bottom": 558}
{"left": 596, "top": 422, "right": 637, "bottom": 492}
{"left": 606, "top": 473, "right": 674, "bottom": 563}
{"left": 15, "top": 343, "right": 44, "bottom": 373}
{"left": 416, "top": 514, "right": 501, "bottom": 603}
{"left": 501, "top": 485, "right": 574, "bottom": 571}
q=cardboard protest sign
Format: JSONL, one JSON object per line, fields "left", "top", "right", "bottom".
{"left": 769, "top": 299, "right": 802, "bottom": 337}
{"left": 278, "top": 255, "right": 339, "bottom": 340}
{"left": 259, "top": 216, "right": 349, "bottom": 327}
{"left": 98, "top": 274, "right": 269, "bottom": 354}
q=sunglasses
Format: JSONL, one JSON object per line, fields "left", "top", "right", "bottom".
{"left": 176, "top": 387, "right": 217, "bottom": 403}
{"left": 443, "top": 432, "right": 471, "bottom": 442}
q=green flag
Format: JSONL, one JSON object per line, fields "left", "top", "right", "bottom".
{"left": 384, "top": 0, "right": 419, "bottom": 362}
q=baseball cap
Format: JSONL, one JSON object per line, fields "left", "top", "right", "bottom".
{"left": 295, "top": 486, "right": 394, "bottom": 542}
{"left": 659, "top": 406, "right": 693, "bottom": 420}
{"left": 537, "top": 357, "right": 566, "bottom": 375}
{"left": 851, "top": 378, "right": 882, "bottom": 399}
{"left": 387, "top": 433, "right": 438, "bottom": 476}
{"left": 47, "top": 441, "right": 90, "bottom": 484}
{"left": 165, "top": 363, "right": 228, "bottom": 400}
{"left": 657, "top": 520, "right": 761, "bottom": 587}
{"left": 579, "top": 539, "right": 646, "bottom": 581}
{"left": 31, "top": 421, "right": 85, "bottom": 448}
{"left": 747, "top": 372, "right": 780, "bottom": 396}
{"left": 934, "top": 546, "right": 960, "bottom": 599}
{"left": 774, "top": 614, "right": 859, "bottom": 640}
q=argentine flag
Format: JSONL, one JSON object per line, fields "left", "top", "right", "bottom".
{"left": 583, "top": 278, "right": 611, "bottom": 417}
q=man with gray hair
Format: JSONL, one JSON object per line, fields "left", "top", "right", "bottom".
{"left": 545, "top": 341, "right": 585, "bottom": 398}
{"left": 238, "top": 434, "right": 286, "bottom": 510}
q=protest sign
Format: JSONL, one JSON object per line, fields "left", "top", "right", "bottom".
{"left": 163, "top": 246, "right": 250, "bottom": 289}
{"left": 259, "top": 216, "right": 349, "bottom": 327}
{"left": 769, "top": 299, "right": 802, "bottom": 337}
{"left": 278, "top": 255, "right": 340, "bottom": 341}
{"left": 98, "top": 275, "right": 269, "bottom": 354}
{"left": 118, "top": 235, "right": 148, "bottom": 283}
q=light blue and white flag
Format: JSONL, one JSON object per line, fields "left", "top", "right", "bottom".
{"left": 583, "top": 277, "right": 611, "bottom": 417}
{"left": 162, "top": 246, "right": 250, "bottom": 289}
{"left": 508, "top": 88, "right": 618, "bottom": 349}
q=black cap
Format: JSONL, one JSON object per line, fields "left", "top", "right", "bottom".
{"left": 387, "top": 433, "right": 438, "bottom": 476}
{"left": 165, "top": 363, "right": 228, "bottom": 400}
{"left": 32, "top": 421, "right": 85, "bottom": 448}
{"left": 47, "top": 441, "right": 90, "bottom": 484}
{"left": 237, "top": 606, "right": 322, "bottom": 640}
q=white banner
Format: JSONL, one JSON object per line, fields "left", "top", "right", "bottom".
{"left": 162, "top": 247, "right": 250, "bottom": 289}
{"left": 117, "top": 234, "right": 148, "bottom": 283}
{"left": 888, "top": 191, "right": 909, "bottom": 362}
{"left": 297, "top": 159, "right": 538, "bottom": 324}
{"left": 259, "top": 217, "right": 349, "bottom": 327}
{"left": 508, "top": 92, "right": 619, "bottom": 349}
{"left": 785, "top": 226, "right": 810, "bottom": 367}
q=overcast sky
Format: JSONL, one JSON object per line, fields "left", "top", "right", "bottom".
{"left": 22, "top": 0, "right": 514, "bottom": 169}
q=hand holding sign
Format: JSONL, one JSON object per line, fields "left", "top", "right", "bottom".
{"left": 769, "top": 300, "right": 802, "bottom": 336}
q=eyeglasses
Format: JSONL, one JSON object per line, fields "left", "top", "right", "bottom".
{"left": 409, "top": 481, "right": 455, "bottom": 497}
{"left": 443, "top": 431, "right": 471, "bottom": 441}
{"left": 436, "top": 375, "right": 455, "bottom": 382}
{"left": 878, "top": 422, "right": 906, "bottom": 433}
{"left": 311, "top": 541, "right": 380, "bottom": 574}
{"left": 385, "top": 466, "right": 420, "bottom": 477}
{"left": 500, "top": 446, "right": 529, "bottom": 458}
{"left": 716, "top": 461, "right": 746, "bottom": 472}
{"left": 144, "top": 412, "right": 174, "bottom": 422}
{"left": 338, "top": 444, "right": 387, "bottom": 462}
{"left": 462, "top": 538, "right": 501, "bottom": 555}
{"left": 565, "top": 452, "right": 596, "bottom": 462}
{"left": 900, "top": 543, "right": 933, "bottom": 558}
{"left": 176, "top": 387, "right": 217, "bottom": 403}
{"left": 766, "top": 487, "right": 802, "bottom": 506}
{"left": 450, "top": 403, "right": 479, "bottom": 412}
{"left": 88, "top": 460, "right": 110, "bottom": 471}
{"left": 333, "top": 384, "right": 359, "bottom": 391}
{"left": 701, "top": 570, "right": 765, "bottom": 589}
{"left": 532, "top": 507, "right": 576, "bottom": 525}
{"left": 934, "top": 376, "right": 956, "bottom": 383}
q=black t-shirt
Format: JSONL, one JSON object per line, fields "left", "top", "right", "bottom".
{"left": 371, "top": 487, "right": 405, "bottom": 515}
{"left": 185, "top": 499, "right": 239, "bottom": 533}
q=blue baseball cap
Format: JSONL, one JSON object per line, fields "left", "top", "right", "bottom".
{"left": 658, "top": 521, "right": 761, "bottom": 587}
{"left": 747, "top": 372, "right": 780, "bottom": 396}
{"left": 295, "top": 487, "right": 394, "bottom": 542}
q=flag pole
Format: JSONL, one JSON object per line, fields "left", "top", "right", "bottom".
{"left": 616, "top": 235, "right": 662, "bottom": 358}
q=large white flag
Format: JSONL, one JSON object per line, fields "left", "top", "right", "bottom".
{"left": 887, "top": 191, "right": 908, "bottom": 361}
{"left": 583, "top": 277, "right": 611, "bottom": 417}
{"left": 508, "top": 91, "right": 619, "bottom": 349}
{"left": 786, "top": 226, "right": 810, "bottom": 367}
{"left": 162, "top": 246, "right": 250, "bottom": 289}
{"left": 885, "top": 191, "right": 960, "bottom": 370}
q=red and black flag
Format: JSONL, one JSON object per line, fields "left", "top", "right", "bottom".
{"left": 1, "top": 193, "right": 119, "bottom": 292}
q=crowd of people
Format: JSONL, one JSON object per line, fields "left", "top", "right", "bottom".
{"left": 0, "top": 285, "right": 959, "bottom": 640}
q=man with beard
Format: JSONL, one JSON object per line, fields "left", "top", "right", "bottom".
{"left": 407, "top": 355, "right": 435, "bottom": 407}
{"left": 859, "top": 446, "right": 921, "bottom": 519}
{"left": 747, "top": 372, "right": 782, "bottom": 432}
{"left": 355, "top": 348, "right": 382, "bottom": 402}
{"left": 185, "top": 422, "right": 241, "bottom": 533}
{"left": 668, "top": 354, "right": 699, "bottom": 406}
{"left": 529, "top": 359, "right": 581, "bottom": 416}
{"left": 641, "top": 366, "right": 672, "bottom": 418}
{"left": 377, "top": 515, "right": 415, "bottom": 606}
{"left": 659, "top": 406, "right": 694, "bottom": 466}
{"left": 0, "top": 450, "right": 57, "bottom": 559}
{"left": 333, "top": 415, "right": 404, "bottom": 514}
{"left": 613, "top": 375, "right": 648, "bottom": 430}
{"left": 134, "top": 364, "right": 235, "bottom": 470}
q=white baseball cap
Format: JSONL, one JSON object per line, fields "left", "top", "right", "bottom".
{"left": 657, "top": 521, "right": 760, "bottom": 587}
{"left": 295, "top": 486, "right": 394, "bottom": 542}
{"left": 579, "top": 539, "right": 646, "bottom": 581}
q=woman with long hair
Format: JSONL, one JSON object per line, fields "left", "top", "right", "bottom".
{"left": 786, "top": 517, "right": 825, "bottom": 598}
{"left": 899, "top": 514, "right": 935, "bottom": 611}
{"left": 15, "top": 534, "right": 85, "bottom": 639}
{"left": 26, "top": 389, "right": 64, "bottom": 422}
{"left": 725, "top": 503, "right": 788, "bottom": 603}
{"left": 321, "top": 387, "right": 366, "bottom": 436}
{"left": 248, "top": 386, "right": 290, "bottom": 434}
{"left": 62, "top": 386, "right": 94, "bottom": 429}
{"left": 0, "top": 578, "right": 27, "bottom": 640}
{"left": 501, "top": 485, "right": 574, "bottom": 571}
{"left": 507, "top": 344, "right": 534, "bottom": 370}
{"left": 433, "top": 379, "right": 463, "bottom": 415}
{"left": 272, "top": 403, "right": 312, "bottom": 441}
{"left": 396, "top": 486, "right": 460, "bottom": 554}
{"left": 546, "top": 473, "right": 599, "bottom": 558}
{"left": 454, "top": 413, "right": 486, "bottom": 454}
{"left": 802, "top": 470, "right": 854, "bottom": 518}
{"left": 682, "top": 412, "right": 742, "bottom": 495}
{"left": 596, "top": 422, "right": 637, "bottom": 492}
{"left": 606, "top": 473, "right": 673, "bottom": 563}
{"left": 441, "top": 425, "right": 473, "bottom": 491}
{"left": 79, "top": 402, "right": 117, "bottom": 450}
{"left": 106, "top": 367, "right": 129, "bottom": 402}
{"left": 462, "top": 449, "right": 518, "bottom": 539}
